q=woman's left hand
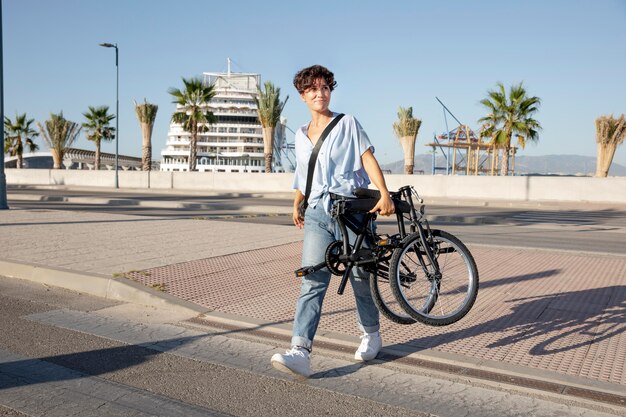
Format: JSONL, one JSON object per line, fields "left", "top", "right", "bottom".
{"left": 370, "top": 193, "right": 395, "bottom": 216}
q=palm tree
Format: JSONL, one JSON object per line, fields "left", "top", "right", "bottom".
{"left": 37, "top": 112, "right": 81, "bottom": 169}
{"left": 82, "top": 106, "right": 115, "bottom": 170}
{"left": 4, "top": 113, "right": 39, "bottom": 169}
{"left": 256, "top": 81, "right": 288, "bottom": 173}
{"left": 134, "top": 99, "right": 159, "bottom": 171}
{"left": 595, "top": 114, "right": 626, "bottom": 177}
{"left": 168, "top": 77, "right": 216, "bottom": 171}
{"left": 392, "top": 107, "right": 422, "bottom": 175}
{"left": 478, "top": 82, "right": 541, "bottom": 176}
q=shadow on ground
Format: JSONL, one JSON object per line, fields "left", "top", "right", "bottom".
{"left": 318, "top": 285, "right": 625, "bottom": 379}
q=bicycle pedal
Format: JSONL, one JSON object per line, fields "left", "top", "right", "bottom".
{"left": 295, "top": 261, "right": 327, "bottom": 278}
{"left": 376, "top": 236, "right": 396, "bottom": 246}
{"left": 375, "top": 234, "right": 388, "bottom": 245}
{"left": 295, "top": 267, "right": 313, "bottom": 277}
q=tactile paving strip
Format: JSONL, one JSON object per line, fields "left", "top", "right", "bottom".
{"left": 127, "top": 244, "right": 626, "bottom": 386}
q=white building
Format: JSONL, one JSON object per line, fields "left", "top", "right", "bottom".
{"left": 4, "top": 149, "right": 143, "bottom": 170}
{"left": 160, "top": 61, "right": 289, "bottom": 173}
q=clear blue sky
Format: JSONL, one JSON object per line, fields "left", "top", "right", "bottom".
{"left": 4, "top": 0, "right": 626, "bottom": 166}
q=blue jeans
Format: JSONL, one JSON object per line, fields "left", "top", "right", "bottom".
{"left": 291, "top": 202, "right": 380, "bottom": 350}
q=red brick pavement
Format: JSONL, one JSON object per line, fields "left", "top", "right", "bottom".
{"left": 127, "top": 243, "right": 626, "bottom": 386}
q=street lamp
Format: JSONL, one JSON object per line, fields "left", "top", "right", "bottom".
{"left": 241, "top": 153, "right": 249, "bottom": 173}
{"left": 99, "top": 42, "right": 119, "bottom": 188}
{"left": 0, "top": 0, "right": 8, "bottom": 209}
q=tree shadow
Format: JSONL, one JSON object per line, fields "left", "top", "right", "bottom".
{"left": 470, "top": 269, "right": 561, "bottom": 291}
{"left": 0, "top": 217, "right": 168, "bottom": 227}
{"left": 0, "top": 334, "right": 206, "bottom": 390}
{"left": 0, "top": 303, "right": 369, "bottom": 390}
{"left": 318, "top": 285, "right": 626, "bottom": 379}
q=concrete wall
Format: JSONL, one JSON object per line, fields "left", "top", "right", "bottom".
{"left": 5, "top": 169, "right": 626, "bottom": 203}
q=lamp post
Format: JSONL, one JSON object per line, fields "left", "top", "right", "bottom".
{"left": 241, "top": 153, "right": 249, "bottom": 173}
{"left": 215, "top": 149, "right": 222, "bottom": 171}
{"left": 0, "top": 0, "right": 8, "bottom": 209}
{"left": 99, "top": 42, "right": 119, "bottom": 188}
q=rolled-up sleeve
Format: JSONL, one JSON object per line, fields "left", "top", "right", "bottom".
{"left": 343, "top": 116, "right": 374, "bottom": 174}
{"left": 355, "top": 117, "right": 374, "bottom": 156}
{"left": 292, "top": 160, "right": 306, "bottom": 193}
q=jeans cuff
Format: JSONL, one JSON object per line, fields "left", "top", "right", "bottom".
{"left": 360, "top": 323, "right": 380, "bottom": 334}
{"left": 291, "top": 336, "right": 312, "bottom": 351}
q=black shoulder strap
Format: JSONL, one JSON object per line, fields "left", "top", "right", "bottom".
{"left": 302, "top": 113, "right": 345, "bottom": 208}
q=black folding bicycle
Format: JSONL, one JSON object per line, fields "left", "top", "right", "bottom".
{"left": 296, "top": 185, "right": 479, "bottom": 326}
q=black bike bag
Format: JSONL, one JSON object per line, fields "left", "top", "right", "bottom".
{"left": 352, "top": 188, "right": 413, "bottom": 213}
{"left": 330, "top": 192, "right": 378, "bottom": 212}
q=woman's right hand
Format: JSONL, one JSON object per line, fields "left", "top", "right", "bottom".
{"left": 293, "top": 191, "right": 305, "bottom": 229}
{"left": 293, "top": 206, "right": 304, "bottom": 229}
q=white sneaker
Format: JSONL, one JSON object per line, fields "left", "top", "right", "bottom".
{"left": 354, "top": 331, "right": 382, "bottom": 361}
{"left": 271, "top": 346, "right": 312, "bottom": 377}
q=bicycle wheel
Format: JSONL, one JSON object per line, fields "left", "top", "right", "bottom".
{"left": 389, "top": 230, "right": 478, "bottom": 326}
{"left": 369, "top": 258, "right": 416, "bottom": 325}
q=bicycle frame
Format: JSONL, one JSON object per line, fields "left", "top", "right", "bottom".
{"left": 330, "top": 185, "right": 440, "bottom": 295}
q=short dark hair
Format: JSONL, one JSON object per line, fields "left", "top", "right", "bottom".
{"left": 293, "top": 65, "right": 337, "bottom": 94}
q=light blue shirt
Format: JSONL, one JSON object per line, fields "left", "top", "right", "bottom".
{"left": 292, "top": 113, "right": 374, "bottom": 213}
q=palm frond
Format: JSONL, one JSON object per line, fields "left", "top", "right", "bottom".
{"left": 392, "top": 106, "right": 422, "bottom": 138}
{"left": 256, "top": 81, "right": 288, "bottom": 128}
{"left": 134, "top": 99, "right": 159, "bottom": 124}
{"left": 478, "top": 82, "right": 542, "bottom": 149}
{"left": 596, "top": 114, "right": 626, "bottom": 145}
{"left": 82, "top": 105, "right": 115, "bottom": 144}
{"left": 38, "top": 112, "right": 81, "bottom": 150}
{"left": 4, "top": 113, "right": 39, "bottom": 160}
{"left": 169, "top": 77, "right": 216, "bottom": 125}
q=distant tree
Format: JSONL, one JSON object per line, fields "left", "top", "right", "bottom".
{"left": 134, "top": 99, "right": 159, "bottom": 171}
{"left": 4, "top": 113, "right": 39, "bottom": 169}
{"left": 37, "top": 112, "right": 81, "bottom": 169}
{"left": 168, "top": 77, "right": 216, "bottom": 171}
{"left": 595, "top": 114, "right": 626, "bottom": 177}
{"left": 478, "top": 82, "right": 541, "bottom": 176}
{"left": 478, "top": 110, "right": 501, "bottom": 176}
{"left": 256, "top": 81, "right": 288, "bottom": 173}
{"left": 392, "top": 106, "right": 422, "bottom": 175}
{"left": 82, "top": 105, "right": 115, "bottom": 170}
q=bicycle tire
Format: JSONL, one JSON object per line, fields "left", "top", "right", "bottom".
{"left": 389, "top": 230, "right": 478, "bottom": 326}
{"left": 369, "top": 261, "right": 416, "bottom": 325}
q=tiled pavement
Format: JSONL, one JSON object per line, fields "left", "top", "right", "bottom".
{"left": 125, "top": 241, "right": 626, "bottom": 387}
{"left": 1, "top": 208, "right": 625, "bottom": 397}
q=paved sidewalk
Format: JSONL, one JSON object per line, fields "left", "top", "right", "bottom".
{"left": 0, "top": 208, "right": 625, "bottom": 408}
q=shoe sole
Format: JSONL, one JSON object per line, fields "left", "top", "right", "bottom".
{"left": 271, "top": 359, "right": 311, "bottom": 378}
{"left": 354, "top": 350, "right": 381, "bottom": 362}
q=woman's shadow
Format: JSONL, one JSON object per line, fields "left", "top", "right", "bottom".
{"left": 314, "top": 284, "right": 626, "bottom": 379}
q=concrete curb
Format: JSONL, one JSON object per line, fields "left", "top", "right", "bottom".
{"left": 194, "top": 310, "right": 626, "bottom": 410}
{"left": 7, "top": 186, "right": 296, "bottom": 200}
{"left": 0, "top": 259, "right": 208, "bottom": 317}
{"left": 7, "top": 193, "right": 293, "bottom": 214}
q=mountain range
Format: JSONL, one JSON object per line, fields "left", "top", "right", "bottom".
{"left": 380, "top": 154, "right": 626, "bottom": 176}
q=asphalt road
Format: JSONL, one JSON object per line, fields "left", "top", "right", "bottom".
{"left": 7, "top": 187, "right": 626, "bottom": 255}
{"left": 0, "top": 277, "right": 620, "bottom": 417}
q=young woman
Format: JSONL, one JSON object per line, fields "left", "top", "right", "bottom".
{"left": 271, "top": 65, "right": 395, "bottom": 377}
